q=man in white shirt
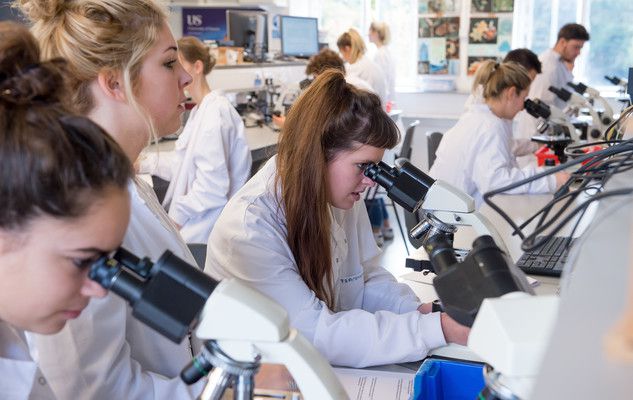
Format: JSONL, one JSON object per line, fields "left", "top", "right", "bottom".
{"left": 515, "top": 23, "right": 590, "bottom": 149}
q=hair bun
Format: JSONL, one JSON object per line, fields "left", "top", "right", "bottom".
{"left": 16, "top": 0, "right": 66, "bottom": 23}
{"left": 0, "top": 59, "right": 68, "bottom": 107}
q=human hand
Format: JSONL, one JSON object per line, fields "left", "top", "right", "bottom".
{"left": 272, "top": 114, "right": 285, "bottom": 129}
{"left": 417, "top": 303, "right": 433, "bottom": 314}
{"left": 554, "top": 171, "right": 571, "bottom": 189}
{"left": 440, "top": 313, "right": 470, "bottom": 345}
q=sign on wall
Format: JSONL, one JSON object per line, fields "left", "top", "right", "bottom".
{"left": 182, "top": 7, "right": 228, "bottom": 41}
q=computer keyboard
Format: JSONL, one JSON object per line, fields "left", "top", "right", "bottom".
{"left": 515, "top": 236, "right": 576, "bottom": 277}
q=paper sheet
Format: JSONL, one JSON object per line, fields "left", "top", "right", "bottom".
{"left": 333, "top": 368, "right": 414, "bottom": 400}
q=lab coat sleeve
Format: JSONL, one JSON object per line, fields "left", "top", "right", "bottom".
{"left": 169, "top": 116, "right": 240, "bottom": 227}
{"left": 138, "top": 149, "right": 180, "bottom": 181}
{"left": 472, "top": 125, "right": 556, "bottom": 195}
{"left": 29, "top": 296, "right": 204, "bottom": 400}
{"left": 206, "top": 206, "right": 446, "bottom": 368}
{"left": 361, "top": 255, "right": 422, "bottom": 314}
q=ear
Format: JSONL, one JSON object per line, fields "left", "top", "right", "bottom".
{"left": 506, "top": 86, "right": 517, "bottom": 99}
{"left": 193, "top": 60, "right": 204, "bottom": 75}
{"left": 96, "top": 69, "right": 126, "bottom": 102}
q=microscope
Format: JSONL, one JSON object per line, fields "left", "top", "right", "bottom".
{"left": 567, "top": 81, "right": 614, "bottom": 126}
{"left": 89, "top": 249, "right": 348, "bottom": 400}
{"left": 549, "top": 85, "right": 606, "bottom": 140}
{"left": 364, "top": 161, "right": 558, "bottom": 400}
{"left": 524, "top": 98, "right": 576, "bottom": 163}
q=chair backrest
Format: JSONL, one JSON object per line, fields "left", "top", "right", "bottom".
{"left": 187, "top": 243, "right": 207, "bottom": 269}
{"left": 398, "top": 120, "right": 420, "bottom": 161}
{"left": 426, "top": 131, "right": 444, "bottom": 170}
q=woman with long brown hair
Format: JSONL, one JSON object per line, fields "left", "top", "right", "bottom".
{"left": 205, "top": 70, "right": 468, "bottom": 368}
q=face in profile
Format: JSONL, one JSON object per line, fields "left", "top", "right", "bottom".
{"left": 0, "top": 186, "right": 130, "bottom": 334}
{"left": 506, "top": 86, "right": 530, "bottom": 119}
{"left": 136, "top": 23, "right": 192, "bottom": 138}
{"left": 560, "top": 39, "right": 585, "bottom": 64}
{"left": 327, "top": 143, "right": 385, "bottom": 210}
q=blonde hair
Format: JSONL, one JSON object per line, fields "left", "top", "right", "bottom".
{"left": 474, "top": 60, "right": 531, "bottom": 100}
{"left": 369, "top": 21, "right": 390, "bottom": 45}
{"left": 336, "top": 28, "right": 366, "bottom": 64}
{"left": 15, "top": 0, "right": 168, "bottom": 141}
{"left": 177, "top": 36, "right": 216, "bottom": 75}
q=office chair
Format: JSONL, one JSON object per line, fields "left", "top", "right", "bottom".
{"left": 187, "top": 243, "right": 208, "bottom": 269}
{"left": 426, "top": 131, "right": 444, "bottom": 170}
{"left": 151, "top": 175, "right": 170, "bottom": 204}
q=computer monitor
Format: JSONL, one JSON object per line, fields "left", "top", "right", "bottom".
{"left": 226, "top": 10, "right": 268, "bottom": 61}
{"left": 280, "top": 15, "right": 319, "bottom": 58}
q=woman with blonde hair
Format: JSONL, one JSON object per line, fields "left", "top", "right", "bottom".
{"left": 205, "top": 70, "right": 468, "bottom": 368}
{"left": 369, "top": 21, "right": 396, "bottom": 103}
{"left": 337, "top": 28, "right": 387, "bottom": 104}
{"left": 140, "top": 36, "right": 251, "bottom": 244}
{"left": 430, "top": 60, "right": 569, "bottom": 207}
{"left": 15, "top": 0, "right": 206, "bottom": 398}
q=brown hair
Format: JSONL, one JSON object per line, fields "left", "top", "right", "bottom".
{"left": 474, "top": 60, "right": 531, "bottom": 100}
{"left": 275, "top": 69, "right": 399, "bottom": 308}
{"left": 557, "top": 23, "right": 590, "bottom": 41}
{"left": 336, "top": 28, "right": 366, "bottom": 64}
{"left": 0, "top": 21, "right": 132, "bottom": 229}
{"left": 177, "top": 36, "right": 216, "bottom": 75}
{"left": 369, "top": 21, "right": 390, "bottom": 45}
{"left": 503, "top": 48, "right": 541, "bottom": 74}
{"left": 15, "top": 0, "right": 167, "bottom": 138}
{"left": 306, "top": 48, "right": 345, "bottom": 76}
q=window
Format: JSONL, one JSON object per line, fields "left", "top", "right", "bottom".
{"left": 518, "top": 0, "right": 633, "bottom": 88}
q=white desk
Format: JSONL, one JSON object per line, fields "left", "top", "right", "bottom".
{"left": 150, "top": 125, "right": 278, "bottom": 159}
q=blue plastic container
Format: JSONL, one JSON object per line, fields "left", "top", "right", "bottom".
{"left": 412, "top": 358, "right": 485, "bottom": 400}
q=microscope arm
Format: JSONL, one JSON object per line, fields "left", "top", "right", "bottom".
{"left": 196, "top": 279, "right": 348, "bottom": 400}
{"left": 421, "top": 180, "right": 509, "bottom": 254}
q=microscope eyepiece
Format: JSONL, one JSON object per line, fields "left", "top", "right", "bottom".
{"left": 548, "top": 86, "right": 572, "bottom": 102}
{"left": 89, "top": 248, "right": 219, "bottom": 343}
{"left": 524, "top": 98, "right": 551, "bottom": 119}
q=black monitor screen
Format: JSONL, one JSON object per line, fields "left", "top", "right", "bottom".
{"left": 226, "top": 10, "right": 268, "bottom": 54}
{"left": 281, "top": 15, "right": 318, "bottom": 58}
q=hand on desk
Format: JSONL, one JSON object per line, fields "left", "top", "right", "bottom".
{"left": 555, "top": 171, "right": 571, "bottom": 189}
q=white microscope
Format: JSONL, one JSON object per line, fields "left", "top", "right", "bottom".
{"left": 89, "top": 249, "right": 348, "bottom": 400}
{"left": 364, "top": 161, "right": 557, "bottom": 400}
{"left": 549, "top": 85, "right": 608, "bottom": 141}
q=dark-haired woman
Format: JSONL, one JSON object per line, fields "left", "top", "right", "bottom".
{"left": 0, "top": 21, "right": 132, "bottom": 397}
{"left": 205, "top": 70, "right": 469, "bottom": 368}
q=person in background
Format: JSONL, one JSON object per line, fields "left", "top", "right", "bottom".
{"left": 272, "top": 48, "right": 374, "bottom": 129}
{"left": 0, "top": 21, "right": 132, "bottom": 398}
{"left": 430, "top": 61, "right": 569, "bottom": 208}
{"left": 337, "top": 28, "right": 388, "bottom": 104}
{"left": 140, "top": 36, "right": 252, "bottom": 244}
{"left": 369, "top": 21, "right": 396, "bottom": 104}
{"left": 205, "top": 70, "right": 469, "bottom": 368}
{"left": 515, "top": 23, "right": 590, "bottom": 141}
{"left": 466, "top": 49, "right": 543, "bottom": 157}
{"left": 16, "top": 0, "right": 207, "bottom": 398}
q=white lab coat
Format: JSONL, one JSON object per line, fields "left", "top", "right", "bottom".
{"left": 142, "top": 92, "right": 251, "bottom": 244}
{"left": 465, "top": 85, "right": 538, "bottom": 157}
{"left": 25, "top": 178, "right": 205, "bottom": 399}
{"left": 529, "top": 48, "right": 574, "bottom": 111}
{"left": 373, "top": 46, "right": 396, "bottom": 103}
{"left": 514, "top": 49, "right": 574, "bottom": 152}
{"left": 346, "top": 54, "right": 388, "bottom": 105}
{"left": 429, "top": 104, "right": 556, "bottom": 208}
{"left": 0, "top": 322, "right": 56, "bottom": 399}
{"left": 204, "top": 158, "right": 446, "bottom": 368}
